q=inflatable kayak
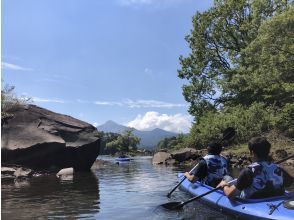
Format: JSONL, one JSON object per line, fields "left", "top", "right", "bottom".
{"left": 177, "top": 173, "right": 294, "bottom": 220}
{"left": 115, "top": 157, "right": 131, "bottom": 162}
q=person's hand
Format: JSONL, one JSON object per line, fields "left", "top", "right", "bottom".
{"left": 217, "top": 180, "right": 228, "bottom": 188}
{"left": 184, "top": 172, "right": 190, "bottom": 178}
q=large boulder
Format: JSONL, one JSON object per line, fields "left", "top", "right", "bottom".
{"left": 171, "top": 148, "right": 201, "bottom": 162}
{"left": 1, "top": 104, "right": 100, "bottom": 171}
{"left": 152, "top": 152, "right": 172, "bottom": 165}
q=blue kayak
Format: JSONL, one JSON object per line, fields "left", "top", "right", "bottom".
{"left": 177, "top": 173, "right": 294, "bottom": 220}
{"left": 115, "top": 157, "right": 131, "bottom": 162}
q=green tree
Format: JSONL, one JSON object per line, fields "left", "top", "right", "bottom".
{"left": 178, "top": 0, "right": 290, "bottom": 117}
{"left": 178, "top": 0, "right": 293, "bottom": 148}
{"left": 156, "top": 134, "right": 186, "bottom": 151}
{"left": 105, "top": 129, "right": 140, "bottom": 154}
{"left": 229, "top": 6, "right": 294, "bottom": 107}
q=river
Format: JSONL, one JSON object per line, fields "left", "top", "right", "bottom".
{"left": 1, "top": 156, "right": 292, "bottom": 219}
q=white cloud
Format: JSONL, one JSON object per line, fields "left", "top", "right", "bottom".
{"left": 93, "top": 99, "right": 187, "bottom": 108}
{"left": 94, "top": 101, "right": 123, "bottom": 106}
{"left": 1, "top": 62, "right": 32, "bottom": 71}
{"left": 127, "top": 111, "right": 192, "bottom": 133}
{"left": 32, "top": 97, "right": 65, "bottom": 104}
{"left": 92, "top": 122, "right": 98, "bottom": 127}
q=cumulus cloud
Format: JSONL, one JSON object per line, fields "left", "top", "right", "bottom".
{"left": 1, "top": 62, "right": 32, "bottom": 71}
{"left": 127, "top": 111, "right": 192, "bottom": 133}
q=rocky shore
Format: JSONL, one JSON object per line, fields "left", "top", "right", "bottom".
{"left": 152, "top": 147, "right": 294, "bottom": 176}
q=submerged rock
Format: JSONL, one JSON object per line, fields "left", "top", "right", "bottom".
{"left": 56, "top": 167, "right": 74, "bottom": 177}
{"left": 1, "top": 104, "right": 100, "bottom": 171}
{"left": 56, "top": 167, "right": 74, "bottom": 181}
{"left": 14, "top": 167, "right": 33, "bottom": 178}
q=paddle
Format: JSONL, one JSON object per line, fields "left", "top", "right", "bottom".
{"left": 162, "top": 154, "right": 294, "bottom": 210}
{"left": 166, "top": 127, "right": 235, "bottom": 198}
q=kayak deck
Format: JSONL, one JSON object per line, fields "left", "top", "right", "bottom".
{"left": 177, "top": 173, "right": 294, "bottom": 220}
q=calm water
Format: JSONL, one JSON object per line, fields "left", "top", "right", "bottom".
{"left": 2, "top": 156, "right": 291, "bottom": 220}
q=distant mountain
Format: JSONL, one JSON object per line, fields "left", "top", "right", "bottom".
{"left": 97, "top": 120, "right": 178, "bottom": 150}
{"left": 133, "top": 128, "right": 177, "bottom": 150}
{"left": 97, "top": 120, "right": 128, "bottom": 133}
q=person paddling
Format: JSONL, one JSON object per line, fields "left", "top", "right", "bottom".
{"left": 218, "top": 137, "right": 293, "bottom": 199}
{"left": 184, "top": 141, "right": 229, "bottom": 188}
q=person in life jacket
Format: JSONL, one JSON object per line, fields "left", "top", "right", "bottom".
{"left": 218, "top": 137, "right": 293, "bottom": 199}
{"left": 184, "top": 141, "right": 229, "bottom": 188}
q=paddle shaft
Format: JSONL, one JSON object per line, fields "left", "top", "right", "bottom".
{"left": 166, "top": 127, "right": 236, "bottom": 197}
{"left": 167, "top": 164, "right": 199, "bottom": 197}
{"left": 275, "top": 154, "right": 294, "bottom": 164}
{"left": 180, "top": 179, "right": 236, "bottom": 207}
{"left": 178, "top": 154, "right": 294, "bottom": 208}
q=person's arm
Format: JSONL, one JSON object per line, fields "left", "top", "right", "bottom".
{"left": 218, "top": 168, "right": 253, "bottom": 198}
{"left": 184, "top": 160, "right": 207, "bottom": 183}
{"left": 223, "top": 185, "right": 238, "bottom": 198}
{"left": 184, "top": 172, "right": 197, "bottom": 182}
{"left": 217, "top": 181, "right": 238, "bottom": 198}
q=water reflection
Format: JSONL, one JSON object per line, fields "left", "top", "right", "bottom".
{"left": 4, "top": 157, "right": 288, "bottom": 219}
{"left": 1, "top": 172, "right": 100, "bottom": 219}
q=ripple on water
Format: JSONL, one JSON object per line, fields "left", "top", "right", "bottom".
{"left": 2, "top": 157, "right": 236, "bottom": 219}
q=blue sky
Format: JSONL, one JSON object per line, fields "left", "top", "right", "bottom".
{"left": 1, "top": 0, "right": 213, "bottom": 133}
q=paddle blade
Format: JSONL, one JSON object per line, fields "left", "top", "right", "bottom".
{"left": 222, "top": 127, "right": 235, "bottom": 141}
{"left": 161, "top": 202, "right": 183, "bottom": 210}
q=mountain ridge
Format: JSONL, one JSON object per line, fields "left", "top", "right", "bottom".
{"left": 97, "top": 120, "right": 178, "bottom": 150}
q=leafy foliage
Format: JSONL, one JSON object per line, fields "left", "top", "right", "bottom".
{"left": 155, "top": 134, "right": 186, "bottom": 152}
{"left": 103, "top": 129, "right": 140, "bottom": 155}
{"left": 178, "top": 0, "right": 293, "bottom": 149}
{"left": 228, "top": 5, "right": 294, "bottom": 107}
{"left": 178, "top": 0, "right": 291, "bottom": 116}
{"left": 188, "top": 103, "right": 278, "bottom": 147}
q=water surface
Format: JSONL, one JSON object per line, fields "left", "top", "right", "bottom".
{"left": 2, "top": 156, "right": 291, "bottom": 219}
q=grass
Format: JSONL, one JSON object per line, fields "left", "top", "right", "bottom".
{"left": 224, "top": 132, "right": 294, "bottom": 156}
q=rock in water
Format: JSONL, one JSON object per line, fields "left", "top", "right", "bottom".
{"left": 14, "top": 167, "right": 33, "bottom": 178}
{"left": 56, "top": 167, "right": 74, "bottom": 177}
{"left": 56, "top": 167, "right": 74, "bottom": 180}
{"left": 1, "top": 104, "right": 100, "bottom": 171}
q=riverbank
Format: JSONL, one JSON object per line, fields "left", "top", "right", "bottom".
{"left": 152, "top": 134, "right": 294, "bottom": 176}
{"left": 224, "top": 133, "right": 294, "bottom": 175}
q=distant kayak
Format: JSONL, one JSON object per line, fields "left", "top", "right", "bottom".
{"left": 177, "top": 173, "right": 294, "bottom": 220}
{"left": 115, "top": 157, "right": 131, "bottom": 162}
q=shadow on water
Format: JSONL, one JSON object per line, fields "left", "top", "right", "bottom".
{"left": 1, "top": 172, "right": 100, "bottom": 219}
